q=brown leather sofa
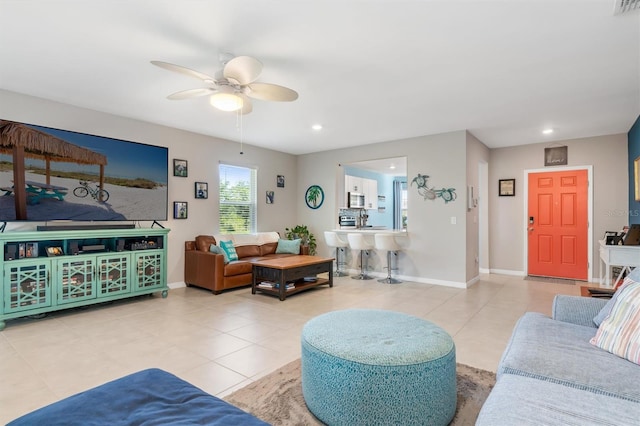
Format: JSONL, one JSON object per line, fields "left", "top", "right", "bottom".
{"left": 184, "top": 232, "right": 308, "bottom": 294}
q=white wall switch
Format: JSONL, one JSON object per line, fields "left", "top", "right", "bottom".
{"left": 450, "top": 216, "right": 457, "bottom": 225}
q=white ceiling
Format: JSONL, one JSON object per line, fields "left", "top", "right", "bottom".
{"left": 1, "top": 1, "right": 638, "bottom": 156}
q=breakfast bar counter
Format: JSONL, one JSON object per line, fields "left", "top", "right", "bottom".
{"left": 333, "top": 228, "right": 407, "bottom": 235}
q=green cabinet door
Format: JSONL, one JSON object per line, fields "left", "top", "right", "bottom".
{"left": 134, "top": 251, "right": 165, "bottom": 291}
{"left": 56, "top": 256, "right": 97, "bottom": 305}
{"left": 4, "top": 260, "right": 52, "bottom": 313}
{"left": 96, "top": 253, "right": 132, "bottom": 296}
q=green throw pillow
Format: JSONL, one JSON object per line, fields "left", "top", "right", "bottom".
{"left": 276, "top": 238, "right": 301, "bottom": 255}
{"left": 219, "top": 240, "right": 239, "bottom": 261}
{"left": 209, "top": 244, "right": 229, "bottom": 264}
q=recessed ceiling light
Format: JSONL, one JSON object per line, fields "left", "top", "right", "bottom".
{"left": 311, "top": 124, "right": 323, "bottom": 131}
{"left": 389, "top": 163, "right": 396, "bottom": 170}
{"left": 542, "top": 128, "right": 554, "bottom": 135}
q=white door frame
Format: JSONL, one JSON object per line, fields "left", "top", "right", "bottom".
{"left": 479, "top": 161, "right": 489, "bottom": 272}
{"left": 523, "top": 165, "right": 593, "bottom": 281}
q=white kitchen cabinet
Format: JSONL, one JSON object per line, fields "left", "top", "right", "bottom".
{"left": 346, "top": 175, "right": 378, "bottom": 210}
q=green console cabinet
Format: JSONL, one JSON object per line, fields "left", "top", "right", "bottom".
{"left": 0, "top": 227, "right": 169, "bottom": 330}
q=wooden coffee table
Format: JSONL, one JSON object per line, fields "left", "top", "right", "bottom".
{"left": 251, "top": 255, "right": 333, "bottom": 301}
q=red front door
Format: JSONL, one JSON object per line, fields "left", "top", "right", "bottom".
{"left": 527, "top": 170, "right": 588, "bottom": 280}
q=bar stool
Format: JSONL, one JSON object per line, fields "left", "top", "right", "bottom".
{"left": 347, "top": 233, "right": 374, "bottom": 280}
{"left": 324, "top": 231, "right": 349, "bottom": 277}
{"left": 375, "top": 233, "right": 402, "bottom": 284}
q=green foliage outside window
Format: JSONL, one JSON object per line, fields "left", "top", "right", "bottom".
{"left": 219, "top": 166, "right": 255, "bottom": 233}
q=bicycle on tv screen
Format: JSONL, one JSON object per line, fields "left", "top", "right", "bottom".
{"left": 0, "top": 119, "right": 168, "bottom": 222}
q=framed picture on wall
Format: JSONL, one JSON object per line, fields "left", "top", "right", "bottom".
{"left": 173, "top": 159, "right": 188, "bottom": 177}
{"left": 499, "top": 179, "right": 515, "bottom": 196}
{"left": 544, "top": 146, "right": 568, "bottom": 166}
{"left": 195, "top": 182, "right": 208, "bottom": 199}
{"left": 634, "top": 157, "right": 640, "bottom": 201}
{"left": 277, "top": 175, "right": 285, "bottom": 188}
{"left": 174, "top": 201, "right": 188, "bottom": 219}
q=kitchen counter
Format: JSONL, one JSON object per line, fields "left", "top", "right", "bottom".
{"left": 334, "top": 228, "right": 407, "bottom": 235}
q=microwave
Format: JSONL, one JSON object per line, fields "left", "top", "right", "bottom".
{"left": 348, "top": 192, "right": 365, "bottom": 209}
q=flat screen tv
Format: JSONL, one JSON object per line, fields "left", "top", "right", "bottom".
{"left": 0, "top": 119, "right": 168, "bottom": 222}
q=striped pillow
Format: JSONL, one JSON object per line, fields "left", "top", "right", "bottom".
{"left": 590, "top": 280, "right": 640, "bottom": 365}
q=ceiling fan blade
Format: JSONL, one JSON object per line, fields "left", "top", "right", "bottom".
{"left": 151, "top": 60, "right": 217, "bottom": 83}
{"left": 246, "top": 83, "right": 299, "bottom": 102}
{"left": 167, "top": 88, "right": 216, "bottom": 100}
{"left": 223, "top": 56, "right": 263, "bottom": 85}
{"left": 238, "top": 93, "right": 253, "bottom": 115}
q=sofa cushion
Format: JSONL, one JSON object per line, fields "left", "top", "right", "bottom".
{"left": 260, "top": 242, "right": 278, "bottom": 256}
{"left": 498, "top": 312, "right": 640, "bottom": 402}
{"left": 590, "top": 280, "right": 640, "bottom": 365}
{"left": 476, "top": 373, "right": 640, "bottom": 426}
{"left": 220, "top": 240, "right": 239, "bottom": 262}
{"left": 276, "top": 238, "right": 301, "bottom": 254}
{"left": 236, "top": 244, "right": 260, "bottom": 258}
{"left": 6, "top": 368, "right": 269, "bottom": 426}
{"left": 209, "top": 244, "right": 229, "bottom": 264}
{"left": 223, "top": 261, "right": 253, "bottom": 276}
{"left": 594, "top": 269, "right": 640, "bottom": 326}
{"left": 195, "top": 235, "right": 216, "bottom": 252}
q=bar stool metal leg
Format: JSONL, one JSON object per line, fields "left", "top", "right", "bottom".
{"left": 347, "top": 233, "right": 374, "bottom": 280}
{"left": 324, "top": 231, "right": 350, "bottom": 277}
{"left": 378, "top": 250, "right": 402, "bottom": 284}
{"left": 375, "top": 233, "right": 403, "bottom": 284}
{"left": 334, "top": 247, "right": 348, "bottom": 277}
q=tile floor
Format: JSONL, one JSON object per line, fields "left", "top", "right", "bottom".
{"left": 0, "top": 273, "right": 580, "bottom": 423}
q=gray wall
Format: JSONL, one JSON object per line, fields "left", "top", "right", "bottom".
{"left": 0, "top": 90, "right": 298, "bottom": 285}
{"left": 298, "top": 131, "right": 476, "bottom": 287}
{"left": 488, "top": 133, "right": 628, "bottom": 278}
{"left": 3, "top": 89, "right": 624, "bottom": 287}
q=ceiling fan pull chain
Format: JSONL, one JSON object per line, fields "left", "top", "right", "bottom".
{"left": 237, "top": 108, "right": 244, "bottom": 155}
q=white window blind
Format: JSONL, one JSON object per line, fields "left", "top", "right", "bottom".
{"left": 219, "top": 164, "right": 257, "bottom": 233}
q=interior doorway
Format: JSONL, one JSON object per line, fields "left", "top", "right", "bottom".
{"left": 525, "top": 166, "right": 592, "bottom": 281}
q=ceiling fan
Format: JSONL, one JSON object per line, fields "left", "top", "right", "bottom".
{"left": 151, "top": 54, "right": 298, "bottom": 114}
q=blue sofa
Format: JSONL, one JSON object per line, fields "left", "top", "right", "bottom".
{"left": 477, "top": 295, "right": 640, "bottom": 425}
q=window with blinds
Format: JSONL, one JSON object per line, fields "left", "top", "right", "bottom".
{"left": 219, "top": 164, "right": 257, "bottom": 233}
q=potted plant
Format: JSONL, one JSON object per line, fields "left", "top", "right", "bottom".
{"left": 285, "top": 225, "right": 317, "bottom": 255}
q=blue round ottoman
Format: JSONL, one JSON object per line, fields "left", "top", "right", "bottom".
{"left": 301, "top": 309, "right": 456, "bottom": 426}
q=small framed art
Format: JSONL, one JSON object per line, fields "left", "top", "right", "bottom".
{"left": 195, "top": 182, "right": 208, "bottom": 199}
{"left": 25, "top": 242, "right": 38, "bottom": 258}
{"left": 46, "top": 246, "right": 64, "bottom": 257}
{"left": 499, "top": 179, "right": 515, "bottom": 196}
{"left": 266, "top": 190, "right": 274, "bottom": 204}
{"left": 544, "top": 146, "right": 568, "bottom": 167}
{"left": 174, "top": 201, "right": 188, "bottom": 219}
{"left": 277, "top": 175, "right": 285, "bottom": 188}
{"left": 173, "top": 159, "right": 188, "bottom": 177}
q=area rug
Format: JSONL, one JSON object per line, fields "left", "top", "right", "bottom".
{"left": 224, "top": 359, "right": 496, "bottom": 426}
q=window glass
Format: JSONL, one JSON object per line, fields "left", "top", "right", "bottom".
{"left": 219, "top": 164, "right": 256, "bottom": 233}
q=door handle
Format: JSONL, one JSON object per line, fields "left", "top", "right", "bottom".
{"left": 528, "top": 227, "right": 534, "bottom": 232}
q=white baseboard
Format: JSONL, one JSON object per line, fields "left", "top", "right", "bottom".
{"left": 340, "top": 268, "right": 470, "bottom": 288}
{"left": 168, "top": 281, "right": 186, "bottom": 289}
{"left": 490, "top": 268, "right": 525, "bottom": 277}
{"left": 466, "top": 275, "right": 480, "bottom": 287}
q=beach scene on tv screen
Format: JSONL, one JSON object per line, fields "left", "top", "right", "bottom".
{"left": 0, "top": 120, "right": 168, "bottom": 221}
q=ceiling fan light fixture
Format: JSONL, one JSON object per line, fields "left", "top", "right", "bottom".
{"left": 210, "top": 86, "right": 243, "bottom": 111}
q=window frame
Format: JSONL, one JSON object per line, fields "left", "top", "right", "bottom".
{"left": 218, "top": 163, "right": 257, "bottom": 234}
